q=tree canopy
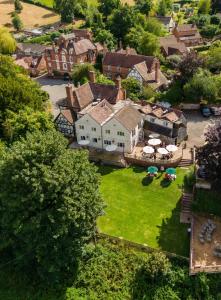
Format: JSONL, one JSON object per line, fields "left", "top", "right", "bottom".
{"left": 0, "top": 130, "right": 104, "bottom": 282}
{"left": 0, "top": 27, "right": 16, "bottom": 55}
{"left": 196, "top": 120, "right": 221, "bottom": 184}
{"left": 0, "top": 55, "right": 49, "bottom": 139}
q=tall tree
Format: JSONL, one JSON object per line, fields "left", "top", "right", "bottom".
{"left": 0, "top": 27, "right": 16, "bottom": 54}
{"left": 135, "top": 0, "right": 152, "bottom": 15}
{"left": 54, "top": 0, "right": 86, "bottom": 22}
{"left": 0, "top": 130, "right": 104, "bottom": 282}
{"left": 3, "top": 107, "right": 54, "bottom": 142}
{"left": 177, "top": 51, "right": 205, "bottom": 83}
{"left": 157, "top": 0, "right": 167, "bottom": 16}
{"left": 99, "top": 0, "right": 121, "bottom": 18}
{"left": 198, "top": 0, "right": 211, "bottom": 14}
{"left": 72, "top": 63, "right": 95, "bottom": 85}
{"left": 94, "top": 29, "right": 116, "bottom": 50}
{"left": 12, "top": 14, "right": 23, "bottom": 31}
{"left": 196, "top": 120, "right": 221, "bottom": 184}
{"left": 107, "top": 5, "right": 136, "bottom": 41}
{"left": 138, "top": 31, "right": 160, "bottom": 56}
{"left": 14, "top": 0, "right": 23, "bottom": 13}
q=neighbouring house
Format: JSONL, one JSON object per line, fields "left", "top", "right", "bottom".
{"left": 15, "top": 56, "right": 46, "bottom": 77}
{"left": 154, "top": 16, "right": 175, "bottom": 32}
{"left": 54, "top": 109, "right": 76, "bottom": 138}
{"left": 62, "top": 71, "right": 126, "bottom": 114}
{"left": 172, "top": 24, "right": 203, "bottom": 47}
{"left": 116, "top": 46, "right": 137, "bottom": 55}
{"left": 102, "top": 52, "right": 168, "bottom": 90}
{"left": 159, "top": 35, "right": 188, "bottom": 57}
{"left": 45, "top": 33, "right": 103, "bottom": 77}
{"left": 72, "top": 29, "right": 93, "bottom": 41}
{"left": 75, "top": 99, "right": 143, "bottom": 153}
{"left": 16, "top": 43, "right": 46, "bottom": 58}
{"left": 139, "top": 103, "right": 187, "bottom": 144}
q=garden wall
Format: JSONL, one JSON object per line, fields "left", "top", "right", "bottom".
{"left": 97, "top": 232, "right": 189, "bottom": 262}
{"left": 125, "top": 156, "right": 182, "bottom": 168}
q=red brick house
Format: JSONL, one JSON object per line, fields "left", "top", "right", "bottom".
{"left": 172, "top": 24, "right": 203, "bottom": 47}
{"left": 45, "top": 33, "right": 103, "bottom": 77}
{"left": 15, "top": 56, "right": 46, "bottom": 77}
{"left": 102, "top": 52, "right": 168, "bottom": 90}
{"left": 159, "top": 35, "right": 188, "bottom": 57}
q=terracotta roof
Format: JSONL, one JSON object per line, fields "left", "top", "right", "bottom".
{"left": 140, "top": 103, "right": 183, "bottom": 124}
{"left": 71, "top": 82, "right": 123, "bottom": 110}
{"left": 73, "top": 83, "right": 94, "bottom": 110}
{"left": 175, "top": 24, "right": 198, "bottom": 36}
{"left": 103, "top": 52, "right": 156, "bottom": 70}
{"left": 17, "top": 43, "right": 46, "bottom": 54}
{"left": 89, "top": 83, "right": 120, "bottom": 104}
{"left": 88, "top": 100, "right": 113, "bottom": 124}
{"left": 114, "top": 105, "right": 142, "bottom": 131}
{"left": 60, "top": 33, "right": 76, "bottom": 41}
{"left": 159, "top": 35, "right": 187, "bottom": 56}
{"left": 72, "top": 39, "right": 96, "bottom": 55}
{"left": 133, "top": 62, "right": 168, "bottom": 90}
{"left": 73, "top": 29, "right": 91, "bottom": 38}
{"left": 116, "top": 48, "right": 137, "bottom": 55}
{"left": 60, "top": 109, "right": 75, "bottom": 124}
{"left": 94, "top": 42, "right": 104, "bottom": 52}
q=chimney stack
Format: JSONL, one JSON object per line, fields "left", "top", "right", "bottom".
{"left": 88, "top": 70, "right": 96, "bottom": 83}
{"left": 65, "top": 83, "right": 74, "bottom": 107}
{"left": 119, "top": 39, "right": 123, "bottom": 50}
{"left": 116, "top": 75, "right": 122, "bottom": 89}
{"left": 155, "top": 61, "right": 160, "bottom": 83}
{"left": 103, "top": 43, "right": 108, "bottom": 55}
{"left": 126, "top": 46, "right": 130, "bottom": 55}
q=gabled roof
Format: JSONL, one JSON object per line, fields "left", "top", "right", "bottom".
{"left": 72, "top": 39, "right": 96, "bottom": 55}
{"left": 71, "top": 82, "right": 123, "bottom": 110}
{"left": 132, "top": 62, "right": 168, "bottom": 90}
{"left": 17, "top": 43, "right": 46, "bottom": 54}
{"left": 87, "top": 100, "right": 114, "bottom": 124}
{"left": 175, "top": 24, "right": 199, "bottom": 37}
{"left": 114, "top": 105, "right": 142, "bottom": 131}
{"left": 159, "top": 35, "right": 187, "bottom": 55}
{"left": 154, "top": 16, "right": 173, "bottom": 26}
{"left": 116, "top": 48, "right": 137, "bottom": 55}
{"left": 139, "top": 103, "right": 184, "bottom": 124}
{"left": 55, "top": 109, "right": 75, "bottom": 124}
{"left": 103, "top": 52, "right": 156, "bottom": 70}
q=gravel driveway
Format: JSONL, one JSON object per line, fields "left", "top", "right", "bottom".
{"left": 185, "top": 111, "right": 217, "bottom": 147}
{"left": 35, "top": 75, "right": 68, "bottom": 117}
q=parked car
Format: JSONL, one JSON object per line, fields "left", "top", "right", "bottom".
{"left": 210, "top": 106, "right": 221, "bottom": 116}
{"left": 201, "top": 106, "right": 212, "bottom": 117}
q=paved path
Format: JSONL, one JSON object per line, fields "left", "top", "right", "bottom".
{"left": 35, "top": 75, "right": 68, "bottom": 118}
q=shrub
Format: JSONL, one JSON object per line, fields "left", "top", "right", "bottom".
{"left": 200, "top": 24, "right": 219, "bottom": 38}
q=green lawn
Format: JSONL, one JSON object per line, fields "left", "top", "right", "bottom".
{"left": 98, "top": 166, "right": 191, "bottom": 257}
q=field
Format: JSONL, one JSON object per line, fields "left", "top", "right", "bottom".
{"left": 98, "top": 165, "right": 191, "bottom": 256}
{"left": 0, "top": 0, "right": 60, "bottom": 29}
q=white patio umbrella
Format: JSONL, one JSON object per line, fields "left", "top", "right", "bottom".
{"left": 157, "top": 147, "right": 169, "bottom": 155}
{"left": 166, "top": 145, "right": 178, "bottom": 152}
{"left": 149, "top": 133, "right": 160, "bottom": 138}
{"left": 106, "top": 144, "right": 117, "bottom": 152}
{"left": 78, "top": 139, "right": 90, "bottom": 146}
{"left": 143, "top": 146, "right": 154, "bottom": 154}
{"left": 148, "top": 138, "right": 161, "bottom": 146}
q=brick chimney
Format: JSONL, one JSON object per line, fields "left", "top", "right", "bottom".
{"left": 88, "top": 70, "right": 96, "bottom": 83}
{"left": 119, "top": 39, "right": 123, "bottom": 50}
{"left": 126, "top": 46, "right": 130, "bottom": 55}
{"left": 65, "top": 83, "right": 74, "bottom": 107}
{"left": 155, "top": 61, "right": 160, "bottom": 83}
{"left": 116, "top": 75, "right": 122, "bottom": 89}
{"left": 103, "top": 43, "right": 108, "bottom": 55}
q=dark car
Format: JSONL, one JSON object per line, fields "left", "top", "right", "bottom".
{"left": 201, "top": 106, "right": 212, "bottom": 117}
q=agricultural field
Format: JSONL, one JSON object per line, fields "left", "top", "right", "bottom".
{"left": 0, "top": 0, "right": 60, "bottom": 29}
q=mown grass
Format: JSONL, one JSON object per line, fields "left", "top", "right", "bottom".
{"left": 98, "top": 165, "right": 191, "bottom": 256}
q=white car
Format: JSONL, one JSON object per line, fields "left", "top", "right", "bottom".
{"left": 210, "top": 106, "right": 221, "bottom": 116}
